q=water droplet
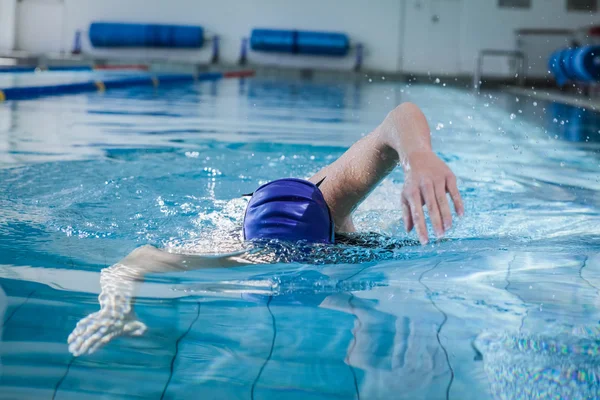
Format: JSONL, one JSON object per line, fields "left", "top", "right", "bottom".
{"left": 436, "top": 123, "right": 444, "bottom": 130}
{"left": 560, "top": 162, "right": 565, "bottom": 167}
{"left": 435, "top": 78, "right": 440, "bottom": 84}
{"left": 484, "top": 103, "right": 489, "bottom": 107}
{"left": 533, "top": 101, "right": 538, "bottom": 106}
{"left": 513, "top": 144, "right": 519, "bottom": 150}
{"left": 368, "top": 78, "right": 372, "bottom": 82}
{"left": 510, "top": 113, "right": 516, "bottom": 120}
{"left": 516, "top": 97, "right": 520, "bottom": 102}
{"left": 518, "top": 109, "right": 522, "bottom": 113}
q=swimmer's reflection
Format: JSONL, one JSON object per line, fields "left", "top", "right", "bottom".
{"left": 68, "top": 244, "right": 449, "bottom": 399}
{"left": 67, "top": 235, "right": 416, "bottom": 356}
{"left": 320, "top": 293, "right": 449, "bottom": 398}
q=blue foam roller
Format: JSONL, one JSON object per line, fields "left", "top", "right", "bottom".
{"left": 297, "top": 31, "right": 349, "bottom": 56}
{"left": 250, "top": 29, "right": 295, "bottom": 53}
{"left": 571, "top": 46, "right": 600, "bottom": 82}
{"left": 559, "top": 48, "right": 578, "bottom": 81}
{"left": 89, "top": 22, "right": 204, "bottom": 48}
{"left": 548, "top": 50, "right": 567, "bottom": 86}
{"left": 250, "top": 28, "right": 350, "bottom": 56}
{"left": 548, "top": 50, "right": 560, "bottom": 75}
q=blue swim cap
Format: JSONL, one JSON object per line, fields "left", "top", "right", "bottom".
{"left": 243, "top": 178, "right": 334, "bottom": 243}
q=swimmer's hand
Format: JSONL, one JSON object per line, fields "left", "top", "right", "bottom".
{"left": 401, "top": 151, "right": 464, "bottom": 244}
{"left": 68, "top": 261, "right": 145, "bottom": 357}
{"left": 66, "top": 247, "right": 250, "bottom": 356}
{"left": 68, "top": 309, "right": 146, "bottom": 356}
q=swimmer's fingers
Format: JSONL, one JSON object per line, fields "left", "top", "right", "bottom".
{"left": 446, "top": 173, "right": 464, "bottom": 217}
{"left": 85, "top": 331, "right": 120, "bottom": 355}
{"left": 68, "top": 315, "right": 106, "bottom": 356}
{"left": 421, "top": 180, "right": 444, "bottom": 238}
{"left": 77, "top": 327, "right": 115, "bottom": 356}
{"left": 68, "top": 311, "right": 139, "bottom": 356}
{"left": 70, "top": 323, "right": 118, "bottom": 356}
{"left": 68, "top": 313, "right": 103, "bottom": 347}
{"left": 123, "top": 320, "right": 147, "bottom": 336}
{"left": 405, "top": 189, "right": 428, "bottom": 245}
{"left": 434, "top": 182, "right": 452, "bottom": 232}
{"left": 401, "top": 196, "right": 414, "bottom": 233}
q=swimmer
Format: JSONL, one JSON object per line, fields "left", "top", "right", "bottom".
{"left": 68, "top": 102, "right": 464, "bottom": 356}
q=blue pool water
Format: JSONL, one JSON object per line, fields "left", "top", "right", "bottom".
{"left": 0, "top": 74, "right": 600, "bottom": 399}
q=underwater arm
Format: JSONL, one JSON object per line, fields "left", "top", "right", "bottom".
{"left": 310, "top": 102, "right": 463, "bottom": 244}
{"left": 68, "top": 245, "right": 250, "bottom": 356}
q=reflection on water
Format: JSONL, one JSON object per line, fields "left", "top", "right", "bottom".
{"left": 0, "top": 77, "right": 599, "bottom": 399}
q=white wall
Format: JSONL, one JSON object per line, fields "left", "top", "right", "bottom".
{"left": 459, "top": 0, "right": 598, "bottom": 76}
{"left": 401, "top": 0, "right": 463, "bottom": 76}
{"left": 0, "top": 0, "right": 16, "bottom": 51}
{"left": 400, "top": 0, "right": 599, "bottom": 77}
{"left": 61, "top": 0, "right": 404, "bottom": 72}
{"left": 16, "top": 0, "right": 65, "bottom": 53}
{"left": 6, "top": 0, "right": 600, "bottom": 76}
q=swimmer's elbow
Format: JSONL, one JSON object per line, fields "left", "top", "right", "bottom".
{"left": 121, "top": 244, "right": 160, "bottom": 267}
{"left": 389, "top": 102, "right": 424, "bottom": 120}
{"left": 131, "top": 244, "right": 158, "bottom": 256}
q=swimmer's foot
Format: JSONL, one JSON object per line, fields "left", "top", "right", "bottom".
{"left": 68, "top": 310, "right": 146, "bottom": 356}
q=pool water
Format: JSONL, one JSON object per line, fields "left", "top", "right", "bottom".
{"left": 0, "top": 75, "right": 600, "bottom": 399}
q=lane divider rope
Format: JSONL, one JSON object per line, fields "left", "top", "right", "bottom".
{"left": 0, "top": 70, "right": 254, "bottom": 101}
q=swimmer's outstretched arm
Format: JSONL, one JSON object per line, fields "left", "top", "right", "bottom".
{"left": 310, "top": 102, "right": 464, "bottom": 245}
{"left": 68, "top": 245, "right": 251, "bottom": 356}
